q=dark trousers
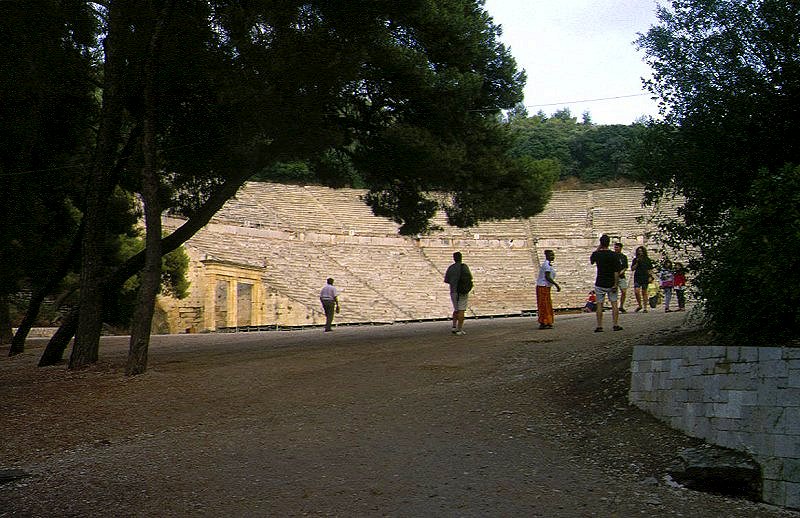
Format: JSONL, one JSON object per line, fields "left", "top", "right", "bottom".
{"left": 321, "top": 299, "right": 336, "bottom": 331}
{"left": 676, "top": 289, "right": 686, "bottom": 309}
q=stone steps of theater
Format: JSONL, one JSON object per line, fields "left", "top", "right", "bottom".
{"left": 167, "top": 182, "right": 682, "bottom": 325}
{"left": 212, "top": 183, "right": 667, "bottom": 242}
{"left": 187, "top": 231, "right": 533, "bottom": 321}
{"left": 180, "top": 221, "right": 608, "bottom": 316}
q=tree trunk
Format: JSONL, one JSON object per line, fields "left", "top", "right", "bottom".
{"left": 9, "top": 290, "right": 45, "bottom": 356}
{"left": 0, "top": 295, "right": 13, "bottom": 346}
{"left": 127, "top": 168, "right": 161, "bottom": 374}
{"left": 70, "top": 4, "right": 125, "bottom": 370}
{"left": 127, "top": 5, "right": 170, "bottom": 376}
{"left": 39, "top": 168, "right": 254, "bottom": 367}
{"left": 10, "top": 222, "right": 83, "bottom": 356}
{"left": 38, "top": 308, "right": 78, "bottom": 366}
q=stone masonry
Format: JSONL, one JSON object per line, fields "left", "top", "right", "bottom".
{"left": 629, "top": 345, "right": 800, "bottom": 509}
{"left": 157, "top": 182, "right": 680, "bottom": 333}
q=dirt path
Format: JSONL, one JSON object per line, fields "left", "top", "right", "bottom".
{"left": 1, "top": 312, "right": 797, "bottom": 517}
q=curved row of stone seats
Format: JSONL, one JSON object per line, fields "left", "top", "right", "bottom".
{"left": 230, "top": 234, "right": 399, "bottom": 324}
{"left": 419, "top": 245, "right": 538, "bottom": 317}
{"left": 213, "top": 182, "right": 340, "bottom": 233}
{"left": 528, "top": 191, "right": 592, "bottom": 238}
{"left": 162, "top": 182, "right": 680, "bottom": 331}
{"left": 212, "top": 182, "right": 403, "bottom": 236}
{"left": 210, "top": 184, "right": 292, "bottom": 230}
{"left": 588, "top": 188, "right": 666, "bottom": 237}
{"left": 177, "top": 221, "right": 442, "bottom": 324}
{"left": 177, "top": 219, "right": 538, "bottom": 325}
{"left": 180, "top": 223, "right": 265, "bottom": 268}
{"left": 427, "top": 212, "right": 531, "bottom": 242}
{"left": 205, "top": 182, "right": 543, "bottom": 318}
{"left": 302, "top": 185, "right": 403, "bottom": 236}
{"left": 213, "top": 183, "right": 664, "bottom": 244}
{"left": 318, "top": 243, "right": 449, "bottom": 320}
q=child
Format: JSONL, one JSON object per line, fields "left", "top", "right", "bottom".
{"left": 582, "top": 289, "right": 597, "bottom": 312}
{"left": 673, "top": 262, "right": 687, "bottom": 311}
{"left": 659, "top": 259, "right": 675, "bottom": 312}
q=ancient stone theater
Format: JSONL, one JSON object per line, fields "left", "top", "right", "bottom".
{"left": 156, "top": 182, "right": 680, "bottom": 333}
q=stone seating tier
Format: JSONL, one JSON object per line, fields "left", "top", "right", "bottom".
{"left": 162, "top": 182, "right": 680, "bottom": 331}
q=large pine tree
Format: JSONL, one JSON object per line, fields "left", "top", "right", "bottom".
{"left": 5, "top": 0, "right": 558, "bottom": 373}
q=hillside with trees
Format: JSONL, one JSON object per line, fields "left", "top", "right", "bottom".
{"left": 506, "top": 107, "right": 645, "bottom": 188}
{"left": 254, "top": 107, "right": 647, "bottom": 191}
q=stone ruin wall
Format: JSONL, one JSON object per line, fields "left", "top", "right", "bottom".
{"left": 630, "top": 345, "right": 800, "bottom": 509}
{"left": 156, "top": 182, "right": 680, "bottom": 333}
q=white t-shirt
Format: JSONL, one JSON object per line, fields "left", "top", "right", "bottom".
{"left": 320, "top": 284, "right": 339, "bottom": 300}
{"left": 536, "top": 260, "right": 556, "bottom": 287}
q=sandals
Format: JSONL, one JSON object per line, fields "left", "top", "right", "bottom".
{"left": 613, "top": 325, "right": 623, "bottom": 331}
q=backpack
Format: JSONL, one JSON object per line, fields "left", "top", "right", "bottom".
{"left": 456, "top": 264, "right": 473, "bottom": 295}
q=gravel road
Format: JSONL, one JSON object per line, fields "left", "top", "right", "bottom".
{"left": 1, "top": 311, "right": 797, "bottom": 517}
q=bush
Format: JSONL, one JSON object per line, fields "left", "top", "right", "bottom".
{"left": 698, "top": 164, "right": 800, "bottom": 345}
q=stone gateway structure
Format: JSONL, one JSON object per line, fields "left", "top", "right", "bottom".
{"left": 156, "top": 182, "right": 680, "bottom": 333}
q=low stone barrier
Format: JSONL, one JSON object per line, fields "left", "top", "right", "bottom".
{"left": 11, "top": 328, "right": 57, "bottom": 339}
{"left": 629, "top": 345, "right": 800, "bottom": 509}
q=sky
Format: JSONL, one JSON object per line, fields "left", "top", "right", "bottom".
{"left": 483, "top": 0, "right": 662, "bottom": 125}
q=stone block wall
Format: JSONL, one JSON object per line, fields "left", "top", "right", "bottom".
{"left": 629, "top": 345, "right": 800, "bottom": 509}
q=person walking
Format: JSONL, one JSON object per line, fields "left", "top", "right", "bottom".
{"left": 444, "top": 251, "right": 472, "bottom": 336}
{"left": 673, "top": 262, "right": 688, "bottom": 311}
{"left": 319, "top": 278, "right": 340, "bottom": 332}
{"left": 590, "top": 234, "right": 623, "bottom": 332}
{"left": 613, "top": 242, "right": 629, "bottom": 313}
{"left": 536, "top": 249, "right": 561, "bottom": 329}
{"left": 631, "top": 246, "right": 655, "bottom": 313}
{"left": 659, "top": 259, "right": 675, "bottom": 312}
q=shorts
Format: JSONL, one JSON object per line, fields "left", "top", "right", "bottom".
{"left": 618, "top": 277, "right": 629, "bottom": 290}
{"left": 594, "top": 285, "right": 618, "bottom": 305}
{"left": 451, "top": 291, "right": 469, "bottom": 311}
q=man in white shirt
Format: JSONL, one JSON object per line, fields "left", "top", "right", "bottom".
{"left": 319, "top": 278, "right": 340, "bottom": 332}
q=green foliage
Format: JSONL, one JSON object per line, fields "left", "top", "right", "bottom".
{"left": 571, "top": 125, "right": 640, "bottom": 184}
{"left": 508, "top": 112, "right": 576, "bottom": 178}
{"left": 253, "top": 152, "right": 367, "bottom": 189}
{"left": 144, "top": 0, "right": 532, "bottom": 234}
{"left": 253, "top": 162, "right": 317, "bottom": 185}
{"left": 0, "top": 0, "right": 96, "bottom": 296}
{"left": 111, "top": 239, "right": 191, "bottom": 328}
{"left": 636, "top": 0, "right": 800, "bottom": 216}
{"left": 635, "top": 0, "right": 800, "bottom": 345}
{"left": 161, "top": 247, "right": 191, "bottom": 300}
{"left": 506, "top": 103, "right": 529, "bottom": 122}
{"left": 508, "top": 110, "right": 642, "bottom": 184}
{"left": 698, "top": 165, "right": 800, "bottom": 344}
